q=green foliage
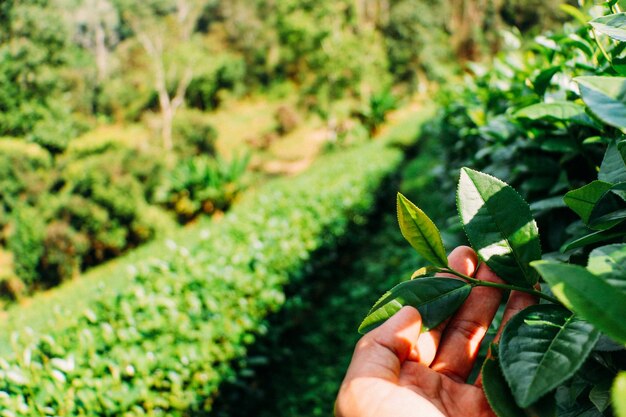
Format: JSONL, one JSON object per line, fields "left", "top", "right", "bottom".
{"left": 172, "top": 109, "right": 217, "bottom": 157}
{"left": 361, "top": 168, "right": 622, "bottom": 415}
{"left": 155, "top": 153, "right": 249, "bottom": 222}
{"left": 457, "top": 167, "right": 540, "bottom": 288}
{"left": 0, "top": 140, "right": 403, "bottom": 415}
{"left": 397, "top": 192, "right": 448, "bottom": 267}
{"left": 6, "top": 205, "right": 46, "bottom": 285}
{"left": 354, "top": 90, "right": 398, "bottom": 136}
{"left": 499, "top": 305, "right": 600, "bottom": 407}
{"left": 359, "top": 5, "right": 626, "bottom": 416}
{"left": 358, "top": 278, "right": 470, "bottom": 333}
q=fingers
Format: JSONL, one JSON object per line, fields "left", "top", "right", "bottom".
{"left": 438, "top": 246, "right": 479, "bottom": 279}
{"left": 474, "top": 288, "right": 538, "bottom": 388}
{"left": 430, "top": 262, "right": 505, "bottom": 382}
{"left": 346, "top": 306, "right": 423, "bottom": 383}
{"left": 493, "top": 288, "right": 539, "bottom": 344}
{"left": 416, "top": 246, "right": 479, "bottom": 366}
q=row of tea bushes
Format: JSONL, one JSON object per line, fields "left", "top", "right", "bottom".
{"left": 0, "top": 139, "right": 403, "bottom": 416}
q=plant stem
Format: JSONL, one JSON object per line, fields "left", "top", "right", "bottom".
{"left": 441, "top": 268, "right": 561, "bottom": 304}
{"left": 592, "top": 28, "right": 612, "bottom": 64}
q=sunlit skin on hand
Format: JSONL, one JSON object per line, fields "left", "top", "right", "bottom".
{"left": 335, "top": 246, "right": 538, "bottom": 417}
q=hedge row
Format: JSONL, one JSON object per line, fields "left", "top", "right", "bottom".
{"left": 0, "top": 139, "right": 403, "bottom": 416}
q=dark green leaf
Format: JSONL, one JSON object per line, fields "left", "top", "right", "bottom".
{"left": 532, "top": 66, "right": 561, "bottom": 96}
{"left": 614, "top": 372, "right": 626, "bottom": 417}
{"left": 599, "top": 141, "right": 626, "bottom": 183}
{"left": 576, "top": 76, "right": 626, "bottom": 130}
{"left": 482, "top": 354, "right": 527, "bottom": 417}
{"left": 532, "top": 261, "right": 626, "bottom": 345}
{"left": 561, "top": 226, "right": 626, "bottom": 252}
{"left": 530, "top": 196, "right": 567, "bottom": 216}
{"left": 457, "top": 168, "right": 541, "bottom": 288}
{"left": 499, "top": 305, "right": 600, "bottom": 408}
{"left": 358, "top": 278, "right": 471, "bottom": 334}
{"left": 564, "top": 181, "right": 613, "bottom": 224}
{"left": 587, "top": 184, "right": 626, "bottom": 230}
{"left": 397, "top": 193, "right": 448, "bottom": 267}
{"left": 589, "top": 383, "right": 611, "bottom": 412}
{"left": 590, "top": 13, "right": 626, "bottom": 42}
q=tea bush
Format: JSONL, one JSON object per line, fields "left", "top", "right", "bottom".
{"left": 0, "top": 140, "right": 403, "bottom": 416}
{"left": 359, "top": 3, "right": 626, "bottom": 416}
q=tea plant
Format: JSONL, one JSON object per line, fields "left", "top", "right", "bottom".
{"left": 359, "top": 4, "right": 626, "bottom": 415}
{"left": 359, "top": 167, "right": 625, "bottom": 416}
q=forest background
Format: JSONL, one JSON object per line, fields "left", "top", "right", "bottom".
{"left": 5, "top": 1, "right": 623, "bottom": 417}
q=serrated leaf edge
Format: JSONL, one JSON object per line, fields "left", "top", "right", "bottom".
{"left": 457, "top": 167, "right": 541, "bottom": 286}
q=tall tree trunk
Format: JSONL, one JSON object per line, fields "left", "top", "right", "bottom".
{"left": 94, "top": 19, "right": 108, "bottom": 82}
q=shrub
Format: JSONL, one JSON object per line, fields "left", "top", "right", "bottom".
{"left": 353, "top": 89, "right": 398, "bottom": 136}
{"left": 379, "top": 4, "right": 626, "bottom": 415}
{"left": 0, "top": 139, "right": 403, "bottom": 415}
{"left": 6, "top": 205, "right": 46, "bottom": 286}
{"left": 155, "top": 153, "right": 250, "bottom": 222}
{"left": 172, "top": 109, "right": 218, "bottom": 157}
{"left": 0, "top": 138, "right": 53, "bottom": 218}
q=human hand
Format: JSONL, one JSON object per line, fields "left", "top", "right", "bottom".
{"left": 335, "top": 246, "right": 538, "bottom": 417}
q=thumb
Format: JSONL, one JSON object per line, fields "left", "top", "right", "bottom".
{"left": 347, "top": 306, "right": 423, "bottom": 381}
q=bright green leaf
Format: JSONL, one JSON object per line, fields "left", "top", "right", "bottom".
{"left": 499, "top": 305, "right": 600, "bottom": 408}
{"left": 397, "top": 192, "right": 448, "bottom": 267}
{"left": 411, "top": 266, "right": 441, "bottom": 279}
{"left": 613, "top": 372, "right": 626, "bottom": 417}
{"left": 587, "top": 244, "right": 626, "bottom": 293}
{"left": 564, "top": 181, "right": 613, "bottom": 224}
{"left": 358, "top": 278, "right": 471, "bottom": 334}
{"left": 590, "top": 13, "right": 626, "bottom": 42}
{"left": 560, "top": 4, "right": 591, "bottom": 26}
{"left": 513, "top": 102, "right": 596, "bottom": 127}
{"left": 532, "top": 261, "right": 626, "bottom": 345}
{"left": 457, "top": 168, "right": 541, "bottom": 288}
{"left": 575, "top": 76, "right": 626, "bottom": 130}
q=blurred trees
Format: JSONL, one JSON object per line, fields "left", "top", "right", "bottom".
{"left": 0, "top": 0, "right": 572, "bottom": 295}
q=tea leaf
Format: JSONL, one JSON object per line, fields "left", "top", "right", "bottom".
{"left": 599, "top": 141, "right": 626, "bottom": 184}
{"left": 590, "top": 13, "right": 626, "bottom": 42}
{"left": 483, "top": 352, "right": 556, "bottom": 417}
{"left": 561, "top": 227, "right": 626, "bottom": 252}
{"left": 532, "top": 261, "right": 626, "bottom": 344}
{"left": 397, "top": 192, "right": 448, "bottom": 267}
{"left": 457, "top": 168, "right": 540, "bottom": 288}
{"left": 532, "top": 66, "right": 561, "bottom": 96}
{"left": 411, "top": 266, "right": 440, "bottom": 279}
{"left": 613, "top": 372, "right": 626, "bottom": 417}
{"left": 499, "top": 305, "right": 600, "bottom": 408}
{"left": 482, "top": 354, "right": 527, "bottom": 417}
{"left": 358, "top": 278, "right": 470, "bottom": 334}
{"left": 587, "top": 244, "right": 626, "bottom": 292}
{"left": 514, "top": 101, "right": 596, "bottom": 127}
{"left": 564, "top": 181, "right": 613, "bottom": 224}
{"left": 575, "top": 76, "right": 626, "bottom": 130}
